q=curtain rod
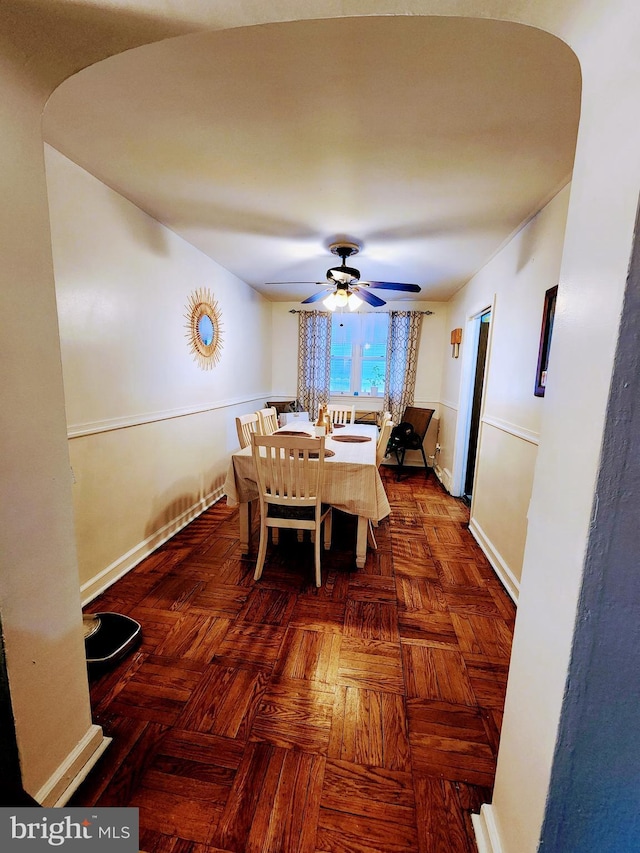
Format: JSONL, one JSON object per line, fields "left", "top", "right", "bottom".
{"left": 288, "top": 309, "right": 434, "bottom": 315}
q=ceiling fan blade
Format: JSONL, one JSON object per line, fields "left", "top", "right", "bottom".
{"left": 353, "top": 287, "right": 386, "bottom": 307}
{"left": 360, "top": 281, "right": 422, "bottom": 292}
{"left": 265, "top": 281, "right": 328, "bottom": 286}
{"left": 300, "top": 290, "right": 330, "bottom": 304}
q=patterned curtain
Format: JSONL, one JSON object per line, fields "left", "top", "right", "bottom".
{"left": 297, "top": 311, "right": 332, "bottom": 418}
{"left": 384, "top": 311, "right": 423, "bottom": 424}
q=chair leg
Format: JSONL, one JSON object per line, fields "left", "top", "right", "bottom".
{"left": 254, "top": 520, "right": 268, "bottom": 580}
{"left": 396, "top": 447, "right": 406, "bottom": 479}
{"left": 314, "top": 527, "right": 322, "bottom": 588}
{"left": 420, "top": 444, "right": 429, "bottom": 474}
{"left": 367, "top": 519, "right": 377, "bottom": 550}
{"left": 323, "top": 512, "right": 332, "bottom": 550}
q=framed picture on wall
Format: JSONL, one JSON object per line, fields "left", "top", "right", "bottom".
{"left": 534, "top": 285, "right": 558, "bottom": 397}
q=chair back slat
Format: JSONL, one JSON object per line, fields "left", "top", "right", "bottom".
{"left": 253, "top": 434, "right": 324, "bottom": 507}
{"left": 327, "top": 404, "right": 355, "bottom": 425}
{"left": 257, "top": 407, "right": 279, "bottom": 435}
{"left": 377, "top": 418, "right": 394, "bottom": 467}
{"left": 236, "top": 412, "right": 260, "bottom": 449}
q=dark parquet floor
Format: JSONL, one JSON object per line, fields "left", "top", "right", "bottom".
{"left": 71, "top": 466, "right": 516, "bottom": 853}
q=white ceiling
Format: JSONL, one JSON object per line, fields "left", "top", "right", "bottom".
{"left": 43, "top": 15, "right": 581, "bottom": 305}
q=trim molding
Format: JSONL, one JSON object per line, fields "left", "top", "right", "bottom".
{"left": 468, "top": 517, "right": 520, "bottom": 603}
{"left": 68, "top": 394, "right": 272, "bottom": 439}
{"left": 35, "top": 725, "right": 111, "bottom": 807}
{"left": 472, "top": 804, "right": 505, "bottom": 853}
{"left": 434, "top": 464, "right": 453, "bottom": 493}
{"left": 440, "top": 399, "right": 458, "bottom": 411}
{"left": 482, "top": 415, "right": 540, "bottom": 446}
{"left": 81, "top": 487, "right": 224, "bottom": 605}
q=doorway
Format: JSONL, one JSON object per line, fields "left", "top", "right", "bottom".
{"left": 463, "top": 310, "right": 491, "bottom": 503}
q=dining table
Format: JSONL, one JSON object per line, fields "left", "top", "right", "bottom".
{"left": 223, "top": 421, "right": 391, "bottom": 568}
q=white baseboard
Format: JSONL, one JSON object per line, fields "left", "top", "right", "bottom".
{"left": 468, "top": 517, "right": 519, "bottom": 604}
{"left": 81, "top": 487, "right": 224, "bottom": 605}
{"left": 35, "top": 724, "right": 111, "bottom": 806}
{"left": 472, "top": 804, "right": 504, "bottom": 853}
{"left": 433, "top": 464, "right": 453, "bottom": 493}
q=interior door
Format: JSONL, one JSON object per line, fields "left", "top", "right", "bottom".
{"left": 464, "top": 310, "right": 491, "bottom": 502}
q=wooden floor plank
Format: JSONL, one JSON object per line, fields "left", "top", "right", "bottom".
{"left": 72, "top": 467, "right": 515, "bottom": 852}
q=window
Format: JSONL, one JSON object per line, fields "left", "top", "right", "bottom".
{"left": 330, "top": 313, "right": 388, "bottom": 395}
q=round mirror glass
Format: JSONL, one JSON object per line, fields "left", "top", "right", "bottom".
{"left": 197, "top": 314, "right": 215, "bottom": 347}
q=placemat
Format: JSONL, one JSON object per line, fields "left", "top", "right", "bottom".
{"left": 331, "top": 434, "right": 372, "bottom": 443}
{"left": 333, "top": 423, "right": 346, "bottom": 428}
{"left": 278, "top": 429, "right": 314, "bottom": 436}
{"left": 290, "top": 448, "right": 335, "bottom": 458}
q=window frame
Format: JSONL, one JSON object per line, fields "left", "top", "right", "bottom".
{"left": 329, "top": 313, "right": 388, "bottom": 396}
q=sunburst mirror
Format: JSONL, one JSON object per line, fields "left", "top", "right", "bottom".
{"left": 185, "top": 288, "right": 223, "bottom": 369}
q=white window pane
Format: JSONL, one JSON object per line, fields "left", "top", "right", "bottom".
{"left": 330, "top": 312, "right": 388, "bottom": 395}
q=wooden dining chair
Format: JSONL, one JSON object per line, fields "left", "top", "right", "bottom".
{"left": 376, "top": 415, "right": 394, "bottom": 467}
{"left": 235, "top": 412, "right": 260, "bottom": 449}
{"left": 326, "top": 404, "right": 355, "bottom": 425}
{"left": 388, "top": 406, "right": 435, "bottom": 476}
{"left": 257, "top": 406, "right": 279, "bottom": 435}
{"left": 251, "top": 433, "right": 332, "bottom": 587}
{"left": 368, "top": 414, "right": 395, "bottom": 550}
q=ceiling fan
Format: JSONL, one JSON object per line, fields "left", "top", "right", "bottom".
{"left": 268, "top": 241, "right": 421, "bottom": 309}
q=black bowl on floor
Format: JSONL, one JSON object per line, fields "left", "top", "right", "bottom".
{"left": 84, "top": 612, "right": 142, "bottom": 672}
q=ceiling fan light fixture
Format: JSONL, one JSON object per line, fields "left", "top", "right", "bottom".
{"left": 323, "top": 292, "right": 338, "bottom": 311}
{"left": 348, "top": 292, "right": 363, "bottom": 311}
{"left": 334, "top": 289, "right": 349, "bottom": 308}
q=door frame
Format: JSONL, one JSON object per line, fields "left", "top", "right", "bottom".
{"left": 451, "top": 298, "right": 495, "bottom": 499}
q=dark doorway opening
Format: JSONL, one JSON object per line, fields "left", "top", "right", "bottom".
{"left": 464, "top": 310, "right": 491, "bottom": 503}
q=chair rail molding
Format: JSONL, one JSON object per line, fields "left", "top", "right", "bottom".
{"left": 67, "top": 394, "right": 272, "bottom": 438}
{"left": 481, "top": 414, "right": 540, "bottom": 446}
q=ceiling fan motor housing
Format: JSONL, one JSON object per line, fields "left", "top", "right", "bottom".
{"left": 327, "top": 264, "right": 360, "bottom": 284}
{"left": 327, "top": 241, "right": 362, "bottom": 284}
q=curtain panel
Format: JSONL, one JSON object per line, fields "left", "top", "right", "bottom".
{"left": 384, "top": 311, "right": 423, "bottom": 424}
{"left": 297, "top": 311, "right": 331, "bottom": 418}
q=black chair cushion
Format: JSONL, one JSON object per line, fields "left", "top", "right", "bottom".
{"left": 267, "top": 503, "right": 330, "bottom": 520}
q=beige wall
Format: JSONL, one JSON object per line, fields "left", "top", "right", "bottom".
{"left": 45, "top": 147, "right": 273, "bottom": 598}
{"left": 0, "top": 59, "right": 103, "bottom": 799}
{"left": 492, "top": 3, "right": 640, "bottom": 849}
{"left": 438, "top": 186, "right": 571, "bottom": 596}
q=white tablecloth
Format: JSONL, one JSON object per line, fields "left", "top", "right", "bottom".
{"left": 224, "top": 423, "right": 390, "bottom": 522}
